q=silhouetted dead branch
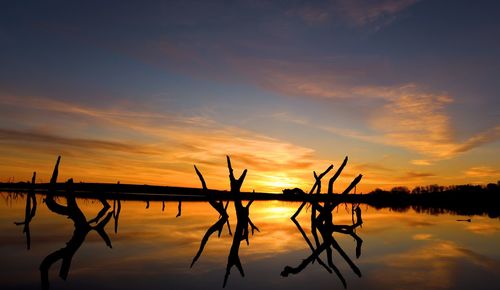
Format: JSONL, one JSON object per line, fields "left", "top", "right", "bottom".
{"left": 39, "top": 157, "right": 113, "bottom": 290}
{"left": 14, "top": 171, "right": 37, "bottom": 250}
{"left": 191, "top": 156, "right": 258, "bottom": 288}
{"left": 284, "top": 157, "right": 364, "bottom": 288}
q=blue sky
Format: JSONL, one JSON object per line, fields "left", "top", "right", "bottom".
{"left": 1, "top": 0, "right": 499, "bottom": 191}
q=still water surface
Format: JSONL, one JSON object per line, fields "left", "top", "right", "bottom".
{"left": 1, "top": 192, "right": 499, "bottom": 290}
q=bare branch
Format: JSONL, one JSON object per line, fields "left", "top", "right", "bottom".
{"left": 194, "top": 165, "right": 208, "bottom": 190}
{"left": 328, "top": 156, "right": 348, "bottom": 194}
{"left": 50, "top": 156, "right": 61, "bottom": 184}
{"left": 341, "top": 174, "right": 363, "bottom": 195}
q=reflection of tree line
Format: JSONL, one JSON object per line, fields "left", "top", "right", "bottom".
{"left": 13, "top": 156, "right": 365, "bottom": 289}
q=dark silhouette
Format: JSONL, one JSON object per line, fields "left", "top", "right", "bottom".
{"left": 39, "top": 157, "right": 113, "bottom": 290}
{"left": 282, "top": 187, "right": 305, "bottom": 196}
{"left": 282, "top": 157, "right": 363, "bottom": 288}
{"left": 366, "top": 183, "right": 500, "bottom": 218}
{"left": 191, "top": 156, "right": 259, "bottom": 288}
{"left": 190, "top": 165, "right": 232, "bottom": 268}
{"left": 14, "top": 171, "right": 37, "bottom": 250}
{"left": 112, "top": 198, "right": 121, "bottom": 234}
{"left": 177, "top": 200, "right": 182, "bottom": 217}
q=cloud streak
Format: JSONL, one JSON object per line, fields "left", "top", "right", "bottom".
{"left": 286, "top": 0, "right": 420, "bottom": 27}
{"left": 266, "top": 80, "right": 499, "bottom": 162}
{"left": 0, "top": 94, "right": 325, "bottom": 192}
{"left": 0, "top": 128, "right": 161, "bottom": 155}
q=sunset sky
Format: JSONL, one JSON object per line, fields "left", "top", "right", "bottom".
{"left": 1, "top": 0, "right": 499, "bottom": 192}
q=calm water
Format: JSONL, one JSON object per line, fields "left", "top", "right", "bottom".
{"left": 1, "top": 192, "right": 500, "bottom": 290}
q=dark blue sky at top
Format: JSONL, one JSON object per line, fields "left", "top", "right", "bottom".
{"left": 1, "top": 0, "right": 499, "bottom": 142}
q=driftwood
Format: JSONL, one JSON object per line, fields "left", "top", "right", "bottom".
{"left": 283, "top": 157, "right": 363, "bottom": 288}
{"left": 190, "top": 156, "right": 259, "bottom": 288}
{"left": 14, "top": 171, "right": 37, "bottom": 250}
{"left": 190, "top": 165, "right": 232, "bottom": 268}
{"left": 39, "top": 157, "right": 113, "bottom": 290}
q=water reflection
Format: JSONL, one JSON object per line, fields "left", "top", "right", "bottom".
{"left": 190, "top": 160, "right": 260, "bottom": 287}
{"left": 14, "top": 172, "right": 37, "bottom": 250}
{"left": 282, "top": 202, "right": 363, "bottom": 288}
{"left": 40, "top": 179, "right": 113, "bottom": 290}
{"left": 4, "top": 191, "right": 500, "bottom": 290}
{"left": 281, "top": 161, "right": 364, "bottom": 288}
{"left": 3, "top": 157, "right": 499, "bottom": 289}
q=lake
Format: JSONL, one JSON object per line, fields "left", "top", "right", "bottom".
{"left": 1, "top": 192, "right": 500, "bottom": 290}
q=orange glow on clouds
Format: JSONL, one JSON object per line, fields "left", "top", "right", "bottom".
{"left": 0, "top": 94, "right": 498, "bottom": 192}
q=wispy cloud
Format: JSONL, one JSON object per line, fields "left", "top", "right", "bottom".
{"left": 367, "top": 85, "right": 500, "bottom": 160}
{"left": 267, "top": 81, "right": 499, "bottom": 162}
{"left": 286, "top": 0, "right": 419, "bottom": 27}
{"left": 0, "top": 128, "right": 161, "bottom": 155}
{"left": 0, "top": 94, "right": 325, "bottom": 192}
{"left": 403, "top": 171, "right": 435, "bottom": 179}
{"left": 464, "top": 166, "right": 500, "bottom": 178}
{"left": 335, "top": 0, "right": 420, "bottom": 27}
{"left": 411, "top": 159, "right": 432, "bottom": 166}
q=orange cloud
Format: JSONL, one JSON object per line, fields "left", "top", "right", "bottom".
{"left": 0, "top": 94, "right": 328, "bottom": 192}
{"left": 464, "top": 167, "right": 500, "bottom": 178}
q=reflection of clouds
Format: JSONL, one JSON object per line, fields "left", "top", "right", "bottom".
{"left": 370, "top": 241, "right": 500, "bottom": 290}
{"left": 465, "top": 222, "right": 500, "bottom": 236}
{"left": 361, "top": 209, "right": 437, "bottom": 228}
{"left": 105, "top": 201, "right": 309, "bottom": 266}
{"left": 412, "top": 233, "right": 432, "bottom": 241}
{"left": 3, "top": 196, "right": 500, "bottom": 289}
{"left": 405, "top": 220, "right": 435, "bottom": 227}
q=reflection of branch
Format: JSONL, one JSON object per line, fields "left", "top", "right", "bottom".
{"left": 176, "top": 200, "right": 182, "bottom": 217}
{"left": 290, "top": 215, "right": 331, "bottom": 274}
{"left": 39, "top": 157, "right": 113, "bottom": 290}
{"left": 88, "top": 198, "right": 111, "bottom": 224}
{"left": 284, "top": 158, "right": 364, "bottom": 288}
{"left": 191, "top": 165, "right": 230, "bottom": 268}
{"left": 192, "top": 157, "right": 258, "bottom": 288}
{"left": 41, "top": 181, "right": 113, "bottom": 290}
{"left": 113, "top": 199, "right": 121, "bottom": 234}
{"left": 191, "top": 214, "right": 228, "bottom": 268}
{"left": 283, "top": 205, "right": 363, "bottom": 287}
{"left": 14, "top": 172, "right": 37, "bottom": 250}
{"left": 224, "top": 156, "right": 254, "bottom": 288}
